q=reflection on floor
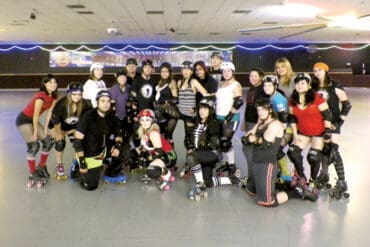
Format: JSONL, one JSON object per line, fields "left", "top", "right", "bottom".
{"left": 0, "top": 88, "right": 369, "bottom": 247}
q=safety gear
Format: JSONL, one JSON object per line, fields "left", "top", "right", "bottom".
{"left": 67, "top": 82, "right": 83, "bottom": 94}
{"left": 262, "top": 75, "right": 279, "bottom": 86}
{"left": 95, "top": 90, "right": 112, "bottom": 101}
{"left": 221, "top": 61, "right": 235, "bottom": 71}
{"left": 90, "top": 63, "right": 104, "bottom": 73}
{"left": 138, "top": 109, "right": 155, "bottom": 119}
{"left": 142, "top": 59, "right": 153, "bottom": 67}
{"left": 181, "top": 61, "right": 193, "bottom": 69}
{"left": 294, "top": 73, "right": 311, "bottom": 84}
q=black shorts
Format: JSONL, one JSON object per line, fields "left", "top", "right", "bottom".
{"left": 15, "top": 112, "right": 32, "bottom": 127}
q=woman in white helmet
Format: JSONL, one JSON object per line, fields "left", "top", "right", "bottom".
{"left": 83, "top": 63, "right": 107, "bottom": 108}
{"left": 214, "top": 61, "right": 243, "bottom": 177}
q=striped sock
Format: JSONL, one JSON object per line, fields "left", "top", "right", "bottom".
{"left": 190, "top": 164, "right": 204, "bottom": 183}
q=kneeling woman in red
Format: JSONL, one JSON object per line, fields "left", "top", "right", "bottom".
{"left": 16, "top": 74, "right": 58, "bottom": 186}
{"left": 136, "top": 109, "right": 177, "bottom": 191}
{"left": 287, "top": 73, "right": 332, "bottom": 188}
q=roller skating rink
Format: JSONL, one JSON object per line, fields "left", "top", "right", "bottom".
{"left": 0, "top": 88, "right": 369, "bottom": 247}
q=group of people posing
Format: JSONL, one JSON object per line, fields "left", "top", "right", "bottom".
{"left": 16, "top": 52, "right": 351, "bottom": 205}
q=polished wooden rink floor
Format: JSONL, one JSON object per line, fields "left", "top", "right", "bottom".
{"left": 0, "top": 88, "right": 369, "bottom": 247}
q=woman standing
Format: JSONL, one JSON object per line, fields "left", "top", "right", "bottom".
{"left": 16, "top": 74, "right": 58, "bottom": 187}
{"left": 83, "top": 63, "right": 106, "bottom": 108}
{"left": 287, "top": 73, "right": 332, "bottom": 193}
{"left": 312, "top": 62, "right": 351, "bottom": 199}
{"left": 50, "top": 82, "right": 92, "bottom": 180}
{"left": 154, "top": 62, "right": 179, "bottom": 144}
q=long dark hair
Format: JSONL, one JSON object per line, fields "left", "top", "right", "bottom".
{"left": 40, "top": 74, "right": 58, "bottom": 98}
{"left": 290, "top": 88, "right": 315, "bottom": 106}
{"left": 193, "top": 61, "right": 210, "bottom": 81}
{"left": 158, "top": 62, "right": 173, "bottom": 87}
{"left": 311, "top": 71, "right": 331, "bottom": 92}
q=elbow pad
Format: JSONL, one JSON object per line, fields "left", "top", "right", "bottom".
{"left": 321, "top": 109, "right": 332, "bottom": 122}
{"left": 340, "top": 100, "right": 352, "bottom": 116}
{"left": 73, "top": 139, "right": 84, "bottom": 153}
{"left": 278, "top": 111, "right": 289, "bottom": 123}
{"left": 288, "top": 114, "right": 297, "bottom": 124}
{"left": 232, "top": 96, "right": 244, "bottom": 110}
{"left": 208, "top": 136, "right": 220, "bottom": 150}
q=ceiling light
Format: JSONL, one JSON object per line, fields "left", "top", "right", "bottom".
{"left": 262, "top": 4, "right": 323, "bottom": 18}
{"left": 327, "top": 14, "right": 370, "bottom": 30}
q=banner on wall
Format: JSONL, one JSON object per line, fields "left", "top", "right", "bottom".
{"left": 49, "top": 51, "right": 232, "bottom": 68}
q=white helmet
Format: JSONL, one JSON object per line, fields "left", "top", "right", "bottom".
{"left": 90, "top": 63, "right": 104, "bottom": 73}
{"left": 221, "top": 61, "right": 235, "bottom": 72}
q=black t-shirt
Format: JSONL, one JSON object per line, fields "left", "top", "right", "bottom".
{"left": 209, "top": 68, "right": 223, "bottom": 83}
{"left": 244, "top": 85, "right": 265, "bottom": 123}
{"left": 76, "top": 109, "right": 121, "bottom": 157}
{"left": 132, "top": 76, "right": 156, "bottom": 111}
{"left": 127, "top": 72, "right": 141, "bottom": 86}
{"left": 191, "top": 116, "right": 221, "bottom": 150}
{"left": 51, "top": 96, "right": 92, "bottom": 131}
{"left": 156, "top": 84, "right": 173, "bottom": 105}
{"left": 196, "top": 75, "right": 218, "bottom": 103}
{"left": 316, "top": 79, "right": 343, "bottom": 123}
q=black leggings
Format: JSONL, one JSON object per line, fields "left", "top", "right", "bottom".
{"left": 190, "top": 150, "right": 219, "bottom": 187}
{"left": 80, "top": 166, "right": 102, "bottom": 191}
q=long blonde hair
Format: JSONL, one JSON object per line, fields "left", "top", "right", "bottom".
{"left": 274, "top": 57, "right": 295, "bottom": 87}
{"left": 64, "top": 95, "right": 84, "bottom": 118}
{"left": 137, "top": 123, "right": 160, "bottom": 139}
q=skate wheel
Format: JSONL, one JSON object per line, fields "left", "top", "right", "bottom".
{"left": 343, "top": 192, "right": 350, "bottom": 199}
{"left": 326, "top": 183, "right": 332, "bottom": 189}
{"left": 169, "top": 176, "right": 175, "bottom": 182}
{"left": 194, "top": 194, "right": 201, "bottom": 201}
{"left": 335, "top": 193, "right": 341, "bottom": 200}
{"left": 37, "top": 181, "right": 44, "bottom": 188}
{"left": 163, "top": 185, "right": 170, "bottom": 191}
{"left": 27, "top": 181, "right": 35, "bottom": 188}
{"left": 202, "top": 191, "right": 208, "bottom": 198}
{"left": 144, "top": 180, "right": 149, "bottom": 185}
{"left": 119, "top": 181, "right": 127, "bottom": 185}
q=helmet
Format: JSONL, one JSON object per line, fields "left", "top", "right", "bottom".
{"left": 67, "top": 82, "right": 83, "bottom": 94}
{"left": 90, "top": 63, "right": 104, "bottom": 73}
{"left": 115, "top": 70, "right": 127, "bottom": 78}
{"left": 181, "top": 60, "right": 193, "bottom": 69}
{"left": 294, "top": 73, "right": 311, "bottom": 84}
{"left": 95, "top": 90, "right": 112, "bottom": 101}
{"left": 211, "top": 51, "right": 223, "bottom": 60}
{"left": 255, "top": 98, "right": 273, "bottom": 110}
{"left": 199, "top": 98, "right": 215, "bottom": 108}
{"left": 126, "top": 58, "right": 138, "bottom": 66}
{"left": 159, "top": 62, "right": 172, "bottom": 71}
{"left": 138, "top": 109, "right": 155, "bottom": 119}
{"left": 221, "top": 61, "right": 235, "bottom": 71}
{"left": 142, "top": 59, "right": 153, "bottom": 67}
{"left": 262, "top": 75, "right": 279, "bottom": 86}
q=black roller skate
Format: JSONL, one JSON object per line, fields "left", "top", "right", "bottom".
{"left": 216, "top": 162, "right": 236, "bottom": 177}
{"left": 315, "top": 173, "right": 331, "bottom": 190}
{"left": 229, "top": 168, "right": 246, "bottom": 187}
{"left": 140, "top": 173, "right": 152, "bottom": 185}
{"left": 291, "top": 176, "right": 318, "bottom": 202}
{"left": 189, "top": 182, "right": 208, "bottom": 201}
{"left": 329, "top": 180, "right": 350, "bottom": 199}
{"left": 27, "top": 168, "right": 48, "bottom": 188}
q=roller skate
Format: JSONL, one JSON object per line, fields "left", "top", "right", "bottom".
{"left": 291, "top": 176, "right": 318, "bottom": 202}
{"left": 104, "top": 171, "right": 127, "bottom": 185}
{"left": 329, "top": 180, "right": 350, "bottom": 199}
{"left": 157, "top": 170, "right": 175, "bottom": 191}
{"left": 140, "top": 173, "right": 152, "bottom": 185}
{"left": 55, "top": 163, "right": 68, "bottom": 181}
{"left": 216, "top": 162, "right": 236, "bottom": 177}
{"left": 27, "top": 168, "right": 48, "bottom": 188}
{"left": 315, "top": 173, "right": 331, "bottom": 190}
{"left": 38, "top": 166, "right": 50, "bottom": 180}
{"left": 229, "top": 168, "right": 246, "bottom": 187}
{"left": 189, "top": 182, "right": 208, "bottom": 201}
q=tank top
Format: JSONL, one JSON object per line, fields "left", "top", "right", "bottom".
{"left": 155, "top": 84, "right": 173, "bottom": 105}
{"left": 215, "top": 80, "right": 238, "bottom": 116}
{"left": 178, "top": 80, "right": 196, "bottom": 117}
{"left": 141, "top": 131, "right": 173, "bottom": 153}
{"left": 252, "top": 121, "right": 282, "bottom": 163}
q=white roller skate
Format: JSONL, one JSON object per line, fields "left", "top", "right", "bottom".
{"left": 189, "top": 182, "right": 208, "bottom": 201}
{"left": 55, "top": 164, "right": 68, "bottom": 181}
{"left": 157, "top": 170, "right": 175, "bottom": 191}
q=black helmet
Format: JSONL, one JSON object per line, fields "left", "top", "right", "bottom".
{"left": 159, "top": 62, "right": 172, "bottom": 72}
{"left": 211, "top": 51, "right": 223, "bottom": 60}
{"left": 294, "top": 73, "right": 311, "bottom": 84}
{"left": 115, "top": 70, "right": 127, "bottom": 78}
{"left": 95, "top": 90, "right": 112, "bottom": 101}
{"left": 126, "top": 58, "right": 138, "bottom": 66}
{"left": 262, "top": 75, "right": 279, "bottom": 86}
{"left": 181, "top": 60, "right": 193, "bottom": 69}
{"left": 142, "top": 59, "right": 153, "bottom": 67}
{"left": 199, "top": 98, "right": 215, "bottom": 108}
{"left": 67, "top": 82, "right": 83, "bottom": 94}
{"left": 255, "top": 98, "right": 272, "bottom": 110}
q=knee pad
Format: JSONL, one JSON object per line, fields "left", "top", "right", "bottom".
{"left": 277, "top": 146, "right": 285, "bottom": 160}
{"left": 41, "top": 136, "right": 54, "bottom": 152}
{"left": 329, "top": 143, "right": 342, "bottom": 164}
{"left": 287, "top": 145, "right": 302, "bottom": 165}
{"left": 26, "top": 141, "right": 40, "bottom": 156}
{"left": 54, "top": 139, "right": 66, "bottom": 152}
{"left": 220, "top": 137, "right": 233, "bottom": 152}
{"left": 146, "top": 165, "right": 162, "bottom": 179}
{"left": 222, "top": 123, "right": 235, "bottom": 138}
{"left": 164, "top": 104, "right": 180, "bottom": 119}
{"left": 307, "top": 149, "right": 322, "bottom": 167}
{"left": 186, "top": 153, "right": 199, "bottom": 167}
